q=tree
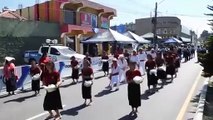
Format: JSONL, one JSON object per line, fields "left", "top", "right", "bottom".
{"left": 199, "top": 36, "right": 213, "bottom": 77}
{"left": 198, "top": 4, "right": 213, "bottom": 77}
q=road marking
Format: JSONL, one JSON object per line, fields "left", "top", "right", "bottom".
{"left": 176, "top": 70, "right": 202, "bottom": 120}
{"left": 26, "top": 105, "right": 66, "bottom": 120}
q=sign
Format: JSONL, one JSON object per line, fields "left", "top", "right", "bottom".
{"left": 101, "top": 17, "right": 109, "bottom": 29}
{"left": 80, "top": 13, "right": 97, "bottom": 28}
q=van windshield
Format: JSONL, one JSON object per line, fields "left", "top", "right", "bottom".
{"left": 57, "top": 47, "right": 76, "bottom": 55}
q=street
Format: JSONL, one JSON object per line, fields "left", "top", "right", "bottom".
{"left": 0, "top": 58, "right": 203, "bottom": 120}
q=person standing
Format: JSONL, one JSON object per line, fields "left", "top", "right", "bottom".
{"left": 165, "top": 51, "right": 176, "bottom": 81}
{"left": 30, "top": 59, "right": 42, "bottom": 95}
{"left": 101, "top": 51, "right": 109, "bottom": 76}
{"left": 84, "top": 52, "right": 92, "bottom": 64}
{"left": 129, "top": 50, "right": 139, "bottom": 69}
{"left": 71, "top": 56, "right": 79, "bottom": 83}
{"left": 3, "top": 57, "right": 17, "bottom": 95}
{"left": 109, "top": 58, "right": 120, "bottom": 90}
{"left": 39, "top": 52, "right": 50, "bottom": 82}
{"left": 124, "top": 50, "right": 130, "bottom": 63}
{"left": 82, "top": 60, "right": 94, "bottom": 105}
{"left": 42, "top": 61, "right": 63, "bottom": 120}
{"left": 126, "top": 62, "right": 142, "bottom": 114}
{"left": 137, "top": 49, "right": 147, "bottom": 75}
{"left": 118, "top": 55, "right": 128, "bottom": 83}
{"left": 145, "top": 55, "right": 157, "bottom": 93}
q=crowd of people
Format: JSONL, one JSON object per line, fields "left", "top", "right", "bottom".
{"left": 2, "top": 44, "right": 198, "bottom": 119}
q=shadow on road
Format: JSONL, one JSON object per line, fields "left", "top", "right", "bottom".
{"left": 118, "top": 112, "right": 138, "bottom": 120}
{"left": 61, "top": 104, "right": 87, "bottom": 116}
{"left": 141, "top": 90, "right": 155, "bottom": 100}
{"left": 95, "top": 89, "right": 118, "bottom": 97}
{"left": 4, "top": 94, "right": 36, "bottom": 103}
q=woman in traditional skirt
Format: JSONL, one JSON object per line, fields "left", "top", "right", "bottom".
{"left": 145, "top": 55, "right": 157, "bottom": 93}
{"left": 71, "top": 56, "right": 79, "bottom": 83}
{"left": 82, "top": 60, "right": 94, "bottom": 105}
{"left": 155, "top": 53, "right": 166, "bottom": 87}
{"left": 42, "top": 61, "right": 63, "bottom": 120}
{"left": 3, "top": 58, "right": 17, "bottom": 95}
{"left": 39, "top": 52, "right": 50, "bottom": 82}
{"left": 165, "top": 52, "right": 176, "bottom": 81}
{"left": 126, "top": 62, "right": 141, "bottom": 114}
{"left": 30, "top": 59, "right": 42, "bottom": 95}
{"left": 102, "top": 51, "right": 109, "bottom": 76}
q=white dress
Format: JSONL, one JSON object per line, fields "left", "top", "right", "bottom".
{"left": 111, "top": 65, "right": 120, "bottom": 85}
{"left": 118, "top": 59, "right": 128, "bottom": 82}
{"left": 129, "top": 55, "right": 139, "bottom": 69}
{"left": 138, "top": 53, "right": 147, "bottom": 74}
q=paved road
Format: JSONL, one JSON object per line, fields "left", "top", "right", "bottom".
{"left": 0, "top": 58, "right": 203, "bottom": 120}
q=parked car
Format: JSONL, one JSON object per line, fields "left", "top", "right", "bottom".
{"left": 23, "top": 44, "right": 85, "bottom": 64}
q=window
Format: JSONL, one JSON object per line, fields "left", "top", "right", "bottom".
{"left": 50, "top": 48, "right": 60, "bottom": 55}
{"left": 41, "top": 47, "right": 49, "bottom": 54}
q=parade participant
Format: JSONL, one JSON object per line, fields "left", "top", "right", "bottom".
{"left": 129, "top": 50, "right": 139, "bottom": 69}
{"left": 109, "top": 58, "right": 120, "bottom": 90}
{"left": 101, "top": 51, "right": 109, "bottom": 76}
{"left": 84, "top": 52, "right": 92, "bottom": 64}
{"left": 126, "top": 62, "right": 142, "bottom": 113}
{"left": 137, "top": 48, "right": 147, "bottom": 75}
{"left": 42, "top": 61, "right": 62, "bottom": 120}
{"left": 118, "top": 55, "right": 128, "bottom": 83}
{"left": 148, "top": 48, "right": 157, "bottom": 60}
{"left": 165, "top": 51, "right": 176, "bottom": 81}
{"left": 155, "top": 53, "right": 165, "bottom": 67}
{"left": 124, "top": 50, "right": 130, "bottom": 63}
{"left": 82, "top": 60, "right": 94, "bottom": 105}
{"left": 39, "top": 52, "right": 50, "bottom": 81}
{"left": 145, "top": 55, "right": 157, "bottom": 93}
{"left": 30, "top": 59, "right": 42, "bottom": 95}
{"left": 3, "top": 57, "right": 17, "bottom": 95}
{"left": 155, "top": 53, "right": 166, "bottom": 87}
{"left": 71, "top": 56, "right": 79, "bottom": 83}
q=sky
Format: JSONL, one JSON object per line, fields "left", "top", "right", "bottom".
{"left": 0, "top": 0, "right": 212, "bottom": 36}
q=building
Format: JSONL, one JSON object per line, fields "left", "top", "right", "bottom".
{"left": 135, "top": 16, "right": 181, "bottom": 38}
{"left": 15, "top": 0, "right": 116, "bottom": 54}
{"left": 111, "top": 22, "right": 136, "bottom": 33}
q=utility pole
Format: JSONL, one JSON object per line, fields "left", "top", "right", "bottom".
{"left": 152, "top": 2, "right": 158, "bottom": 48}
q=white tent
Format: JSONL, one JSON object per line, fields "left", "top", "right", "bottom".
{"left": 123, "top": 31, "right": 150, "bottom": 44}
{"left": 141, "top": 32, "right": 161, "bottom": 39}
{"left": 81, "top": 29, "right": 136, "bottom": 44}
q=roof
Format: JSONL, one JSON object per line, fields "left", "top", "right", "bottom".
{"left": 123, "top": 31, "right": 150, "bottom": 44}
{"left": 70, "top": 0, "right": 116, "bottom": 15}
{"left": 141, "top": 32, "right": 162, "bottom": 39}
{"left": 81, "top": 29, "right": 135, "bottom": 43}
{"left": 0, "top": 10, "right": 27, "bottom": 20}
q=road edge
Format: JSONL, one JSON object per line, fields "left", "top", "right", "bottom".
{"left": 193, "top": 78, "right": 209, "bottom": 120}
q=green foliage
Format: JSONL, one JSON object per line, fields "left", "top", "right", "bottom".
{"left": 199, "top": 36, "right": 213, "bottom": 77}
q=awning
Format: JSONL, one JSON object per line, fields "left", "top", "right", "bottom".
{"left": 81, "top": 29, "right": 136, "bottom": 44}
{"left": 164, "top": 37, "right": 182, "bottom": 44}
{"left": 123, "top": 31, "right": 150, "bottom": 44}
{"left": 181, "top": 37, "right": 191, "bottom": 43}
{"left": 141, "top": 32, "right": 162, "bottom": 39}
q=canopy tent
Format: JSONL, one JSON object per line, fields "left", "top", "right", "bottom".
{"left": 141, "top": 32, "right": 162, "bottom": 39}
{"left": 164, "top": 37, "right": 182, "bottom": 44}
{"left": 123, "top": 31, "right": 150, "bottom": 44}
{"left": 81, "top": 29, "right": 136, "bottom": 44}
{"left": 180, "top": 37, "right": 191, "bottom": 43}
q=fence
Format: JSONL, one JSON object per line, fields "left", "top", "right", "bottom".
{"left": 0, "top": 56, "right": 113, "bottom": 93}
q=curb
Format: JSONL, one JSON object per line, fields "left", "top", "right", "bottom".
{"left": 194, "top": 78, "right": 209, "bottom": 120}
